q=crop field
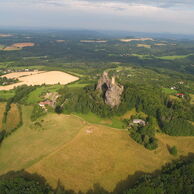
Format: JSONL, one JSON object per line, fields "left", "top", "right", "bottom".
{"left": 0, "top": 34, "right": 13, "bottom": 37}
{"left": 0, "top": 71, "right": 79, "bottom": 90}
{"left": 5, "top": 104, "right": 21, "bottom": 133}
{"left": 1, "top": 42, "right": 35, "bottom": 51}
{"left": 119, "top": 38, "right": 154, "bottom": 42}
{"left": 190, "top": 94, "right": 194, "bottom": 104}
{"left": 0, "top": 103, "right": 5, "bottom": 129}
{"left": 137, "top": 44, "right": 151, "bottom": 48}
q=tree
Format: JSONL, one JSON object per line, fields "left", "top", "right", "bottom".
{"left": 169, "top": 146, "right": 178, "bottom": 156}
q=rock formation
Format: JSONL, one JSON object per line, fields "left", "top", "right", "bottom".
{"left": 96, "top": 72, "right": 124, "bottom": 107}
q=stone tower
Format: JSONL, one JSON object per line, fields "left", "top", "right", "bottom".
{"left": 96, "top": 72, "right": 124, "bottom": 107}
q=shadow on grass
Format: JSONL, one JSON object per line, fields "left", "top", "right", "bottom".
{"left": 0, "top": 153, "right": 194, "bottom": 194}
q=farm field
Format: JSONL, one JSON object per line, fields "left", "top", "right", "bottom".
{"left": 0, "top": 34, "right": 12, "bottom": 37}
{"left": 137, "top": 44, "right": 151, "bottom": 48}
{"left": 0, "top": 42, "right": 35, "bottom": 51}
{"left": 0, "top": 71, "right": 79, "bottom": 90}
{"left": 119, "top": 38, "right": 154, "bottom": 42}
{"left": 0, "top": 106, "right": 86, "bottom": 175}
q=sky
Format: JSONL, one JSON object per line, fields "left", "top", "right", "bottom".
{"left": 0, "top": 0, "right": 194, "bottom": 34}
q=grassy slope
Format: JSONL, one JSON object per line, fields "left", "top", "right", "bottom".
{"left": 0, "top": 103, "right": 5, "bottom": 130}
{"left": 0, "top": 106, "right": 194, "bottom": 192}
{"left": 5, "top": 104, "right": 21, "bottom": 133}
{"left": 27, "top": 124, "right": 194, "bottom": 192}
{"left": 0, "top": 106, "right": 86, "bottom": 175}
{"left": 75, "top": 112, "right": 124, "bottom": 129}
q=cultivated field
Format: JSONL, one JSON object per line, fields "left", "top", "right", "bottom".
{"left": 0, "top": 71, "right": 79, "bottom": 90}
{"left": 137, "top": 44, "right": 151, "bottom": 48}
{"left": 1, "top": 42, "right": 35, "bottom": 51}
{"left": 120, "top": 38, "right": 154, "bottom": 42}
{"left": 80, "top": 40, "right": 107, "bottom": 43}
{"left": 0, "top": 34, "right": 13, "bottom": 37}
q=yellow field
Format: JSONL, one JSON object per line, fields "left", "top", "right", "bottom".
{"left": 0, "top": 106, "right": 194, "bottom": 193}
{"left": 1, "top": 42, "right": 35, "bottom": 51}
{"left": 0, "top": 106, "right": 86, "bottom": 175}
{"left": 0, "top": 103, "right": 5, "bottom": 129}
{"left": 137, "top": 44, "right": 151, "bottom": 48}
{"left": 120, "top": 38, "right": 154, "bottom": 42}
{"left": 0, "top": 71, "right": 79, "bottom": 91}
{"left": 27, "top": 124, "right": 194, "bottom": 192}
{"left": 5, "top": 104, "right": 21, "bottom": 133}
{"left": 0, "top": 34, "right": 12, "bottom": 37}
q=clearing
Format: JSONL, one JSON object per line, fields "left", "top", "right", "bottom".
{"left": 0, "top": 71, "right": 79, "bottom": 91}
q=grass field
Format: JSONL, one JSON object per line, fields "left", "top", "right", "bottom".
{"left": 68, "top": 83, "right": 89, "bottom": 88}
{"left": 75, "top": 112, "right": 124, "bottom": 129}
{"left": 0, "top": 103, "right": 5, "bottom": 129}
{"left": 0, "top": 90, "right": 15, "bottom": 100}
{"left": 190, "top": 94, "right": 194, "bottom": 104}
{"left": 0, "top": 107, "right": 194, "bottom": 192}
{"left": 26, "top": 85, "right": 62, "bottom": 104}
{"left": 0, "top": 106, "right": 86, "bottom": 175}
{"left": 5, "top": 104, "right": 21, "bottom": 133}
{"left": 157, "top": 54, "right": 194, "bottom": 60}
{"left": 27, "top": 124, "right": 194, "bottom": 192}
{"left": 162, "top": 87, "right": 178, "bottom": 95}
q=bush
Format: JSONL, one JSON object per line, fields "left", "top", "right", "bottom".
{"left": 169, "top": 146, "right": 178, "bottom": 156}
{"left": 31, "top": 105, "right": 46, "bottom": 121}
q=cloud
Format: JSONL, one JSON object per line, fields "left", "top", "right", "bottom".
{"left": 1, "top": 0, "right": 194, "bottom": 9}
{"left": 0, "top": 0, "right": 194, "bottom": 34}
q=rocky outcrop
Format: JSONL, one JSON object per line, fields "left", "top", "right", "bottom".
{"left": 96, "top": 72, "right": 124, "bottom": 107}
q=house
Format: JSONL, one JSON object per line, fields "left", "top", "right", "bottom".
{"left": 171, "top": 86, "right": 176, "bottom": 90}
{"left": 132, "top": 119, "right": 146, "bottom": 126}
{"left": 39, "top": 100, "right": 52, "bottom": 108}
{"left": 176, "top": 93, "right": 185, "bottom": 98}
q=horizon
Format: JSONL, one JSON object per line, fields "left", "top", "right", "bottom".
{"left": 0, "top": 0, "right": 194, "bottom": 35}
